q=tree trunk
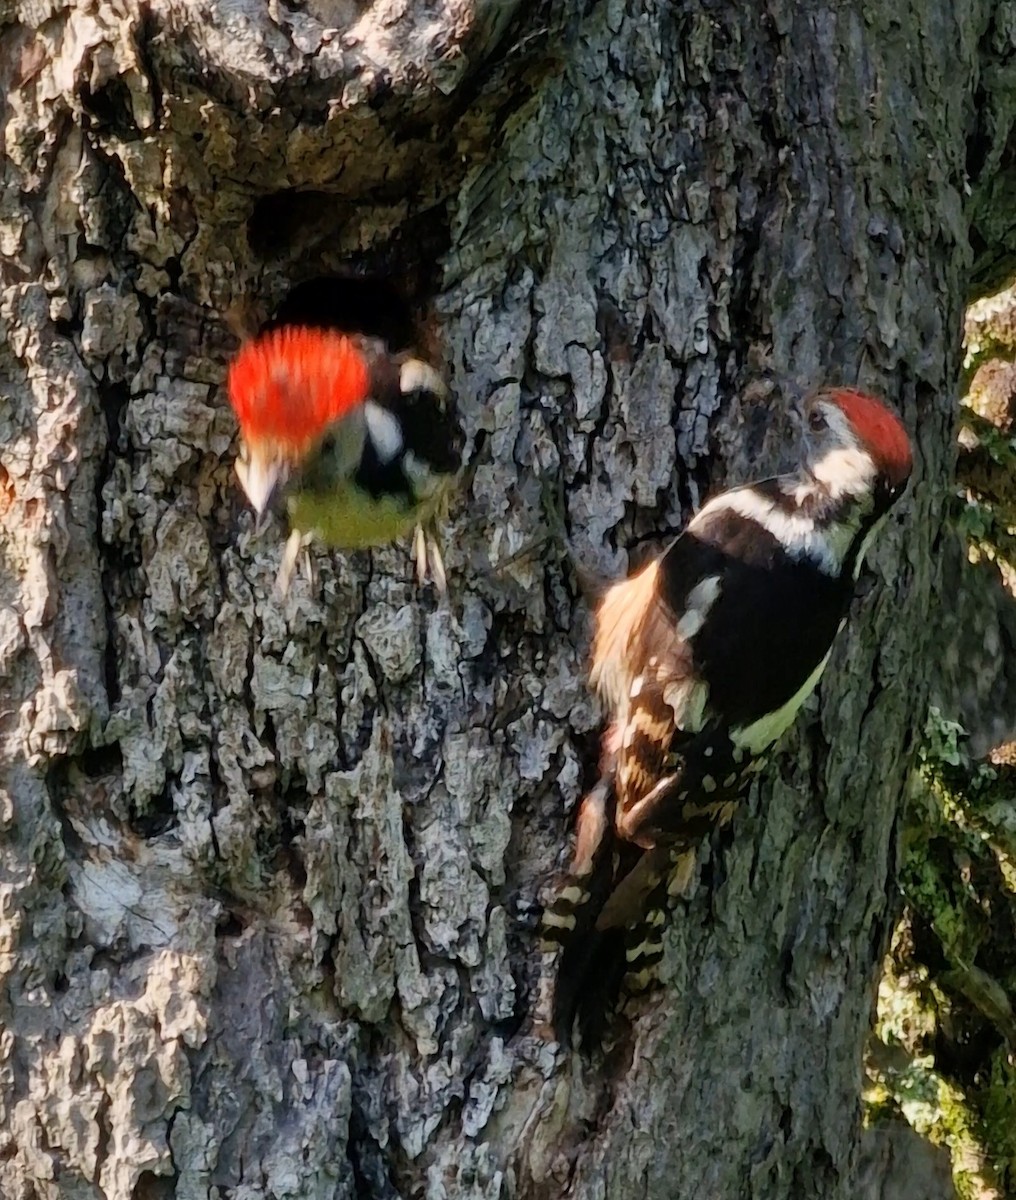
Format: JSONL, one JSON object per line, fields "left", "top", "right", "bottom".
{"left": 0, "top": 0, "right": 1005, "bottom": 1197}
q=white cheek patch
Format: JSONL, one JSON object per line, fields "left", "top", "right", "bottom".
{"left": 321, "top": 407, "right": 367, "bottom": 480}
{"left": 363, "top": 400, "right": 403, "bottom": 464}
{"left": 400, "top": 359, "right": 447, "bottom": 398}
{"left": 675, "top": 575, "right": 721, "bottom": 640}
{"left": 811, "top": 445, "right": 877, "bottom": 500}
{"left": 806, "top": 404, "right": 878, "bottom": 500}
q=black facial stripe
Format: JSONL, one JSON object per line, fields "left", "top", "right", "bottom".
{"left": 755, "top": 478, "right": 800, "bottom": 514}
{"left": 843, "top": 471, "right": 909, "bottom": 576}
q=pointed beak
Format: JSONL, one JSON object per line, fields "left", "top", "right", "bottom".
{"left": 236, "top": 448, "right": 285, "bottom": 517}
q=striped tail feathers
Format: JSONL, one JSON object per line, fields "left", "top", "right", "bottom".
{"left": 539, "top": 776, "right": 614, "bottom": 947}
{"left": 602, "top": 844, "right": 699, "bottom": 1001}
{"left": 538, "top": 774, "right": 621, "bottom": 1045}
{"left": 538, "top": 720, "right": 732, "bottom": 1046}
{"left": 546, "top": 841, "right": 689, "bottom": 1048}
{"left": 539, "top": 769, "right": 697, "bottom": 1047}
{"left": 594, "top": 843, "right": 678, "bottom": 932}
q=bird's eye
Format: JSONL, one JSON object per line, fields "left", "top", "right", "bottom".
{"left": 319, "top": 431, "right": 337, "bottom": 456}
{"left": 808, "top": 408, "right": 828, "bottom": 432}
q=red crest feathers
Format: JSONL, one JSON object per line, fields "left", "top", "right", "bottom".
{"left": 825, "top": 388, "right": 913, "bottom": 485}
{"left": 227, "top": 327, "right": 370, "bottom": 451}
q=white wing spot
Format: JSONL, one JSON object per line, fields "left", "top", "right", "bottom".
{"left": 363, "top": 400, "right": 403, "bottom": 464}
{"left": 675, "top": 575, "right": 722, "bottom": 640}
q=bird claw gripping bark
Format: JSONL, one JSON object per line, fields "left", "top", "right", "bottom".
{"left": 544, "top": 387, "right": 914, "bottom": 1045}
{"left": 274, "top": 529, "right": 314, "bottom": 598}
{"left": 413, "top": 520, "right": 448, "bottom": 596}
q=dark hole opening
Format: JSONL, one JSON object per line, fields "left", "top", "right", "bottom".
{"left": 262, "top": 275, "right": 418, "bottom": 352}
{"left": 246, "top": 189, "right": 336, "bottom": 258}
{"left": 79, "top": 79, "right": 138, "bottom": 137}
{"left": 246, "top": 188, "right": 451, "bottom": 338}
{"left": 132, "top": 1170, "right": 175, "bottom": 1200}
{"left": 130, "top": 783, "right": 178, "bottom": 840}
{"left": 79, "top": 743, "right": 123, "bottom": 780}
{"left": 216, "top": 910, "right": 244, "bottom": 938}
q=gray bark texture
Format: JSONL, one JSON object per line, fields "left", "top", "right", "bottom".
{"left": 0, "top": 0, "right": 1009, "bottom": 1197}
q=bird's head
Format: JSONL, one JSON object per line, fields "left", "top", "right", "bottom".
{"left": 227, "top": 327, "right": 371, "bottom": 516}
{"left": 801, "top": 387, "right": 913, "bottom": 508}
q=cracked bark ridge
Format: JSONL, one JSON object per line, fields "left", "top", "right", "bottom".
{"left": 0, "top": 0, "right": 1009, "bottom": 1197}
{"left": 936, "top": 284, "right": 1016, "bottom": 758}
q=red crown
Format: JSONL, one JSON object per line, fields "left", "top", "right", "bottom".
{"left": 825, "top": 388, "right": 913, "bottom": 485}
{"left": 227, "top": 327, "right": 370, "bottom": 451}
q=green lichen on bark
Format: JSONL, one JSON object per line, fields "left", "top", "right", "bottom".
{"left": 869, "top": 704, "right": 1016, "bottom": 1200}
{"left": 867, "top": 276, "right": 1016, "bottom": 1200}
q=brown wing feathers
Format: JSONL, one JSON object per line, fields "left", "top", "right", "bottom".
{"left": 541, "top": 559, "right": 709, "bottom": 1041}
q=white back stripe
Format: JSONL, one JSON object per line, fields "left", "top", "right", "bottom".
{"left": 699, "top": 488, "right": 847, "bottom": 577}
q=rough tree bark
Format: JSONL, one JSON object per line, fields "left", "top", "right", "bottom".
{"left": 0, "top": 1, "right": 1010, "bottom": 1198}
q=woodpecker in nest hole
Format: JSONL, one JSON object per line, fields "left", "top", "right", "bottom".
{"left": 542, "top": 386, "right": 913, "bottom": 1043}
{"left": 226, "top": 280, "right": 462, "bottom": 595}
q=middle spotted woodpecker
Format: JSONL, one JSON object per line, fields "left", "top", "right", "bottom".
{"left": 542, "top": 386, "right": 913, "bottom": 1041}
{"left": 226, "top": 280, "right": 462, "bottom": 595}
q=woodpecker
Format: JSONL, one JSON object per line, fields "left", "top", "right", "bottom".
{"left": 542, "top": 386, "right": 913, "bottom": 1041}
{"left": 226, "top": 284, "right": 461, "bottom": 594}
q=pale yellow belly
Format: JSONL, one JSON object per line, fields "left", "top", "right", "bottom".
{"left": 730, "top": 650, "right": 832, "bottom": 756}
{"left": 289, "top": 483, "right": 440, "bottom": 550}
